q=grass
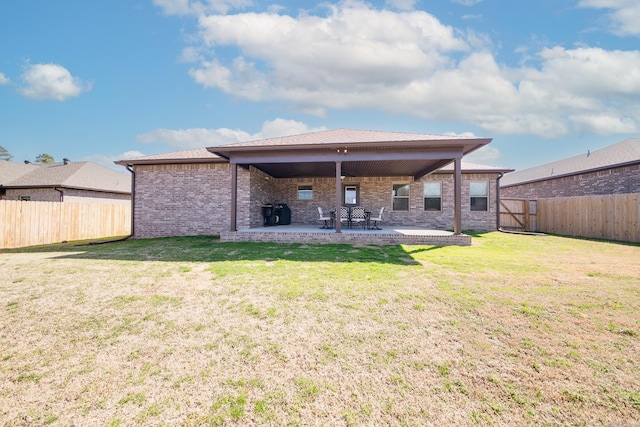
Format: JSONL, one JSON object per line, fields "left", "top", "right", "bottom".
{"left": 0, "top": 232, "right": 639, "bottom": 425}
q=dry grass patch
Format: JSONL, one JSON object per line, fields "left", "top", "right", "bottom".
{"left": 0, "top": 233, "right": 638, "bottom": 426}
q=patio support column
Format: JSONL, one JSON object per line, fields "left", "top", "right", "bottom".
{"left": 454, "top": 157, "right": 462, "bottom": 235}
{"left": 335, "top": 161, "right": 342, "bottom": 233}
{"left": 230, "top": 162, "right": 237, "bottom": 232}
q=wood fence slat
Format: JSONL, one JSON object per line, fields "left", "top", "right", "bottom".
{"left": 536, "top": 194, "right": 639, "bottom": 243}
{"left": 0, "top": 201, "right": 131, "bottom": 249}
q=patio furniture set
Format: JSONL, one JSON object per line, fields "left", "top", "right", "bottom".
{"left": 317, "top": 206, "right": 384, "bottom": 230}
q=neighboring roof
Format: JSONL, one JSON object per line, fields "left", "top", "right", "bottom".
{"left": 501, "top": 138, "right": 640, "bottom": 187}
{"left": 115, "top": 147, "right": 224, "bottom": 166}
{"left": 0, "top": 161, "right": 40, "bottom": 185}
{"left": 1, "top": 161, "right": 131, "bottom": 194}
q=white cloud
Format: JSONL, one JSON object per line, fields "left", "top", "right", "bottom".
{"left": 385, "top": 0, "right": 417, "bottom": 11}
{"left": 0, "top": 72, "right": 10, "bottom": 85}
{"left": 189, "top": 2, "right": 468, "bottom": 105}
{"left": 170, "top": 1, "right": 640, "bottom": 138}
{"left": 136, "top": 127, "right": 252, "bottom": 148}
{"left": 18, "top": 63, "right": 91, "bottom": 101}
{"left": 578, "top": 0, "right": 640, "bottom": 36}
{"left": 136, "top": 119, "right": 326, "bottom": 149}
{"left": 463, "top": 146, "right": 501, "bottom": 164}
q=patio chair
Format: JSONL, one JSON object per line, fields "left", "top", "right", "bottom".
{"left": 350, "top": 206, "right": 367, "bottom": 230}
{"left": 317, "top": 207, "right": 333, "bottom": 229}
{"left": 369, "top": 207, "right": 384, "bottom": 230}
{"left": 339, "top": 207, "right": 351, "bottom": 228}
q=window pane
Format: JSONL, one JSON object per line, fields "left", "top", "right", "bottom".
{"left": 423, "top": 182, "right": 441, "bottom": 197}
{"left": 393, "top": 197, "right": 409, "bottom": 211}
{"left": 344, "top": 186, "right": 357, "bottom": 205}
{"left": 393, "top": 183, "right": 410, "bottom": 197}
{"left": 470, "top": 197, "right": 488, "bottom": 211}
{"left": 470, "top": 182, "right": 488, "bottom": 197}
{"left": 424, "top": 198, "right": 441, "bottom": 211}
{"left": 297, "top": 185, "right": 312, "bottom": 200}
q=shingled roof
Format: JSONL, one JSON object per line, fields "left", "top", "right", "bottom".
{"left": 1, "top": 161, "right": 131, "bottom": 194}
{"left": 212, "top": 128, "right": 477, "bottom": 149}
{"left": 0, "top": 161, "right": 39, "bottom": 185}
{"left": 115, "top": 147, "right": 223, "bottom": 165}
{"left": 501, "top": 138, "right": 640, "bottom": 187}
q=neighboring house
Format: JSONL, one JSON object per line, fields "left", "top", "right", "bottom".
{"left": 0, "top": 159, "right": 131, "bottom": 204}
{"left": 501, "top": 138, "right": 640, "bottom": 198}
{"left": 116, "top": 129, "right": 512, "bottom": 239}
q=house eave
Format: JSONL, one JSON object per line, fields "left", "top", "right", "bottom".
{"left": 500, "top": 160, "right": 640, "bottom": 188}
{"left": 0, "top": 184, "right": 131, "bottom": 195}
{"left": 114, "top": 158, "right": 226, "bottom": 166}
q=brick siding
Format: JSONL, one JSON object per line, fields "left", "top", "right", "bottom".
{"left": 220, "top": 230, "right": 472, "bottom": 246}
{"left": 270, "top": 173, "right": 500, "bottom": 231}
{"left": 132, "top": 163, "right": 501, "bottom": 238}
{"left": 133, "top": 163, "right": 231, "bottom": 238}
{"left": 501, "top": 164, "right": 640, "bottom": 199}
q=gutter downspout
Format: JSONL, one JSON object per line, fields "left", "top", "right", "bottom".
{"left": 126, "top": 164, "right": 135, "bottom": 239}
{"left": 53, "top": 186, "right": 64, "bottom": 202}
{"left": 496, "top": 172, "right": 504, "bottom": 230}
{"left": 84, "top": 164, "right": 135, "bottom": 246}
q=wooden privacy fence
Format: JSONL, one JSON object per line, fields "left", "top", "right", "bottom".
{"left": 536, "top": 194, "right": 639, "bottom": 243}
{"left": 500, "top": 198, "right": 537, "bottom": 231}
{"left": 0, "top": 200, "right": 131, "bottom": 249}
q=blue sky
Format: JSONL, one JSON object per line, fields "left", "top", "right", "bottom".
{"left": 1, "top": 0, "right": 639, "bottom": 172}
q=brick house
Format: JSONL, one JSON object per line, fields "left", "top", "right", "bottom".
{"left": 0, "top": 159, "right": 131, "bottom": 203}
{"left": 500, "top": 138, "right": 640, "bottom": 198}
{"left": 117, "top": 129, "right": 512, "bottom": 243}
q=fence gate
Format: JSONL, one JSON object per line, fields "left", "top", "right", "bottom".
{"left": 499, "top": 198, "right": 537, "bottom": 231}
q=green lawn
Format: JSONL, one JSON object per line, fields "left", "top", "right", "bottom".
{"left": 1, "top": 232, "right": 638, "bottom": 426}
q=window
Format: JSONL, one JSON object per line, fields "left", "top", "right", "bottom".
{"left": 343, "top": 184, "right": 359, "bottom": 206}
{"left": 392, "top": 183, "right": 410, "bottom": 211}
{"left": 297, "top": 184, "right": 313, "bottom": 200}
{"left": 423, "top": 182, "right": 441, "bottom": 211}
{"left": 470, "top": 182, "right": 488, "bottom": 211}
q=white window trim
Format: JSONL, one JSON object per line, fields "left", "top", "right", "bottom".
{"left": 423, "top": 182, "right": 442, "bottom": 211}
{"left": 470, "top": 181, "right": 489, "bottom": 212}
{"left": 392, "top": 182, "right": 410, "bottom": 211}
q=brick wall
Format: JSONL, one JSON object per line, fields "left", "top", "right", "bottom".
{"left": 132, "top": 164, "right": 502, "bottom": 238}
{"left": 270, "top": 172, "right": 501, "bottom": 231}
{"left": 248, "top": 166, "right": 277, "bottom": 228}
{"left": 133, "top": 163, "right": 231, "bottom": 238}
{"left": 221, "top": 230, "right": 472, "bottom": 246}
{"left": 501, "top": 164, "right": 640, "bottom": 199}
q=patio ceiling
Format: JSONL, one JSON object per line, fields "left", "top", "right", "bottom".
{"left": 239, "top": 158, "right": 456, "bottom": 179}
{"left": 210, "top": 129, "right": 492, "bottom": 180}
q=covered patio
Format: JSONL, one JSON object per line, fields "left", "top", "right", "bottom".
{"left": 210, "top": 129, "right": 492, "bottom": 243}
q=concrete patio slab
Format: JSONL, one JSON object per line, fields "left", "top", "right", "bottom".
{"left": 220, "top": 225, "right": 471, "bottom": 246}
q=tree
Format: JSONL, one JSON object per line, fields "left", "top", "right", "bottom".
{"left": 0, "top": 145, "right": 12, "bottom": 161}
{"left": 35, "top": 153, "right": 55, "bottom": 164}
